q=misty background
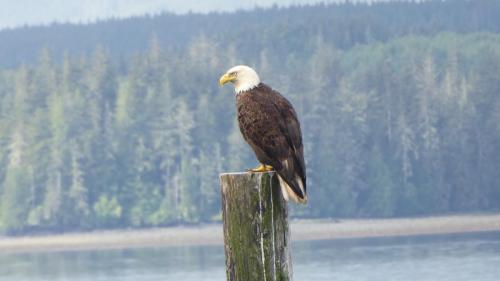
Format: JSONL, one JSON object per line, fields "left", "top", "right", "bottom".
{"left": 0, "top": 0, "right": 384, "bottom": 29}
{"left": 0, "top": 0, "right": 499, "bottom": 236}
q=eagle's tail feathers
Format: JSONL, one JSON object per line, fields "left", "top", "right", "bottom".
{"left": 278, "top": 174, "right": 307, "bottom": 204}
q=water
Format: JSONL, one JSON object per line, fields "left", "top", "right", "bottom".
{"left": 1, "top": 232, "right": 499, "bottom": 281}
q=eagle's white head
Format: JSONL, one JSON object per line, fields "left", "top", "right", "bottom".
{"left": 219, "top": 65, "right": 260, "bottom": 93}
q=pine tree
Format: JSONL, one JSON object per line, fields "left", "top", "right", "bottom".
{"left": 0, "top": 130, "right": 30, "bottom": 234}
{"left": 68, "top": 143, "right": 89, "bottom": 226}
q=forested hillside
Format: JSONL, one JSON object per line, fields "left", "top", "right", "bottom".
{"left": 1, "top": 1, "right": 500, "bottom": 234}
{"left": 1, "top": 0, "right": 500, "bottom": 68}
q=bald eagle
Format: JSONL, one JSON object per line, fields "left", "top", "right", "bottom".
{"left": 219, "top": 65, "right": 307, "bottom": 204}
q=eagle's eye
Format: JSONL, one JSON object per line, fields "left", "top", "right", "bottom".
{"left": 229, "top": 71, "right": 237, "bottom": 77}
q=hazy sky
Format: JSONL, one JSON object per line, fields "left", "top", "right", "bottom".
{"left": 0, "top": 0, "right": 382, "bottom": 30}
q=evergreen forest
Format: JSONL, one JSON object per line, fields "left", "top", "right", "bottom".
{"left": 0, "top": 0, "right": 500, "bottom": 234}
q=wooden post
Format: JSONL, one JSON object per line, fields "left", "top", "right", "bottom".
{"left": 220, "top": 171, "right": 292, "bottom": 281}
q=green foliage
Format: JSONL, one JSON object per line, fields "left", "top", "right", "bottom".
{"left": 0, "top": 2, "right": 500, "bottom": 234}
{"left": 0, "top": 167, "right": 31, "bottom": 234}
{"left": 93, "top": 195, "right": 122, "bottom": 227}
{"left": 361, "top": 147, "right": 395, "bottom": 217}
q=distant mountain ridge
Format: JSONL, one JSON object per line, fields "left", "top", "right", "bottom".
{"left": 0, "top": 0, "right": 499, "bottom": 68}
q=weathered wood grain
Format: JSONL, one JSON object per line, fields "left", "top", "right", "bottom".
{"left": 220, "top": 171, "right": 292, "bottom": 281}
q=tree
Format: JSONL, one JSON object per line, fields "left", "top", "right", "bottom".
{"left": 0, "top": 130, "right": 31, "bottom": 234}
{"left": 68, "top": 143, "right": 90, "bottom": 227}
{"left": 361, "top": 146, "right": 395, "bottom": 217}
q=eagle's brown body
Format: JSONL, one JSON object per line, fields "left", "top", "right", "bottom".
{"left": 236, "top": 83, "right": 307, "bottom": 203}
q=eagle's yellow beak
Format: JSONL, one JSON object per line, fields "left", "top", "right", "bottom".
{"left": 219, "top": 73, "right": 236, "bottom": 86}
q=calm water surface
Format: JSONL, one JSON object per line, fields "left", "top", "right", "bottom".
{"left": 1, "top": 232, "right": 499, "bottom": 281}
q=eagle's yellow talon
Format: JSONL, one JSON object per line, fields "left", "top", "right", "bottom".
{"left": 248, "top": 164, "right": 274, "bottom": 172}
{"left": 264, "top": 165, "right": 274, "bottom": 171}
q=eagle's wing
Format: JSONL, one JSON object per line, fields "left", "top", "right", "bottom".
{"left": 248, "top": 90, "right": 306, "bottom": 201}
{"left": 271, "top": 91, "right": 307, "bottom": 199}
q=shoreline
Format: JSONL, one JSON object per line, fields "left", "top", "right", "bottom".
{"left": 1, "top": 213, "right": 500, "bottom": 253}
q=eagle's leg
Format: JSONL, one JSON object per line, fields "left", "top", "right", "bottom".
{"left": 248, "top": 164, "right": 274, "bottom": 172}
